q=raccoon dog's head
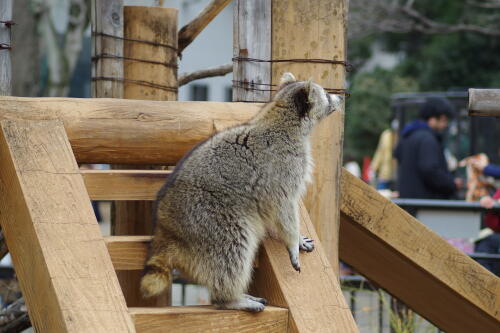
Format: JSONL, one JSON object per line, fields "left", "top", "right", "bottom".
{"left": 273, "top": 72, "right": 342, "bottom": 128}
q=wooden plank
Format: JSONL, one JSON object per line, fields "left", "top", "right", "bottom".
{"left": 339, "top": 169, "right": 500, "bottom": 333}
{"left": 468, "top": 88, "right": 500, "bottom": 117}
{"left": 0, "top": 97, "right": 260, "bottom": 164}
{"left": 251, "top": 203, "right": 358, "bottom": 333}
{"left": 0, "top": 120, "right": 135, "bottom": 332}
{"left": 115, "top": 6, "right": 178, "bottom": 307}
{"left": 130, "top": 306, "right": 288, "bottom": 333}
{"left": 0, "top": 0, "right": 12, "bottom": 96}
{"left": 178, "top": 0, "right": 232, "bottom": 54}
{"left": 105, "top": 236, "right": 151, "bottom": 270}
{"left": 104, "top": 236, "right": 258, "bottom": 271}
{"left": 270, "top": 0, "right": 348, "bottom": 275}
{"left": 233, "top": 0, "right": 272, "bottom": 102}
{"left": 82, "top": 169, "right": 169, "bottom": 200}
{"left": 91, "top": 0, "right": 124, "bottom": 98}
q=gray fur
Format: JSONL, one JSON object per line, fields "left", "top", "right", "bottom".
{"left": 142, "top": 73, "right": 342, "bottom": 312}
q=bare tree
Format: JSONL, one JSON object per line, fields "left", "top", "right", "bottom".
{"left": 349, "top": 0, "right": 500, "bottom": 39}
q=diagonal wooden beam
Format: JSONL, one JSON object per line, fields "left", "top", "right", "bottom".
{"left": 251, "top": 202, "right": 358, "bottom": 333}
{"left": 339, "top": 169, "right": 500, "bottom": 333}
{"left": 0, "top": 120, "right": 135, "bottom": 332}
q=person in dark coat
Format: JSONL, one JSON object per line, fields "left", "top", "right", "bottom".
{"left": 394, "top": 97, "right": 460, "bottom": 200}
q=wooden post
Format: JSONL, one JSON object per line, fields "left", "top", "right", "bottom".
{"left": 234, "top": 0, "right": 347, "bottom": 274}
{"left": 92, "top": 0, "right": 124, "bottom": 98}
{"left": 113, "top": 6, "right": 178, "bottom": 307}
{"left": 0, "top": 120, "right": 134, "bottom": 332}
{"left": 468, "top": 88, "right": 500, "bottom": 117}
{"left": 0, "top": 0, "right": 12, "bottom": 96}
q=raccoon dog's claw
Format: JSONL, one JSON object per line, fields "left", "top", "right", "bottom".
{"left": 299, "top": 236, "right": 315, "bottom": 252}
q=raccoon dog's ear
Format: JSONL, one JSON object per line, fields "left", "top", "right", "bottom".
{"left": 293, "top": 85, "right": 311, "bottom": 119}
{"left": 279, "top": 72, "right": 297, "bottom": 89}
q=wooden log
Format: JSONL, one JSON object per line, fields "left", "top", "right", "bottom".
{"left": 178, "top": 0, "right": 232, "bottom": 55}
{"left": 273, "top": 0, "right": 347, "bottom": 275}
{"left": 339, "top": 169, "right": 500, "bottom": 333}
{"left": 468, "top": 88, "right": 500, "bottom": 117}
{"left": 91, "top": 0, "right": 124, "bottom": 98}
{"left": 178, "top": 63, "right": 232, "bottom": 86}
{"left": 129, "top": 306, "right": 289, "bottom": 333}
{"left": 114, "top": 6, "right": 178, "bottom": 307}
{"left": 0, "top": 0, "right": 12, "bottom": 96}
{"left": 251, "top": 203, "right": 358, "bottom": 333}
{"left": 234, "top": 0, "right": 347, "bottom": 274}
{"left": 82, "top": 169, "right": 170, "bottom": 200}
{"left": 233, "top": 0, "right": 272, "bottom": 102}
{"left": 0, "top": 97, "right": 261, "bottom": 164}
{"left": 0, "top": 120, "right": 134, "bottom": 332}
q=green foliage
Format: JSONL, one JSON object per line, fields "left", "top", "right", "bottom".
{"left": 344, "top": 68, "right": 419, "bottom": 161}
{"left": 344, "top": 0, "right": 500, "bottom": 161}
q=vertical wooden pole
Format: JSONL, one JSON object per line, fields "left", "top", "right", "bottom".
{"left": 113, "top": 6, "right": 178, "bottom": 307}
{"left": 234, "top": 0, "right": 347, "bottom": 275}
{"left": 0, "top": 0, "right": 12, "bottom": 96}
{"left": 92, "top": 0, "right": 124, "bottom": 98}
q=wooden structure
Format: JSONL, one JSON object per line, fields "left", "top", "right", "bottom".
{"left": 0, "top": 1, "right": 498, "bottom": 332}
{"left": 0, "top": 0, "right": 12, "bottom": 96}
{"left": 468, "top": 88, "right": 500, "bottom": 117}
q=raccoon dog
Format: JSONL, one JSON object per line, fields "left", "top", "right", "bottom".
{"left": 141, "top": 72, "right": 342, "bottom": 312}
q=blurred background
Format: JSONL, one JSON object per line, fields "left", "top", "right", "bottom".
{"left": 2, "top": 1, "right": 500, "bottom": 332}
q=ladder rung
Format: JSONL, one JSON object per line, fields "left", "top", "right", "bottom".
{"left": 129, "top": 306, "right": 289, "bottom": 332}
{"left": 81, "top": 169, "right": 169, "bottom": 201}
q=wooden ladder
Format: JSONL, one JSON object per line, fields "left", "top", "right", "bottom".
{"left": 0, "top": 119, "right": 357, "bottom": 332}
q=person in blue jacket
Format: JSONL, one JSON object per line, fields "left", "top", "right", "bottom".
{"left": 394, "top": 97, "right": 461, "bottom": 200}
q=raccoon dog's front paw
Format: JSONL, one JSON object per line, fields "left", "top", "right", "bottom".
{"left": 288, "top": 247, "right": 301, "bottom": 272}
{"left": 299, "top": 236, "right": 315, "bottom": 252}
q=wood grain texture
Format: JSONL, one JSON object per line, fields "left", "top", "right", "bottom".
{"left": 178, "top": 0, "right": 232, "bottom": 54}
{"left": 0, "top": 120, "right": 135, "bottom": 332}
{"left": 82, "top": 169, "right": 169, "bottom": 200}
{"left": 105, "top": 236, "right": 152, "bottom": 270}
{"left": 130, "top": 306, "right": 288, "bottom": 333}
{"left": 115, "top": 5, "right": 179, "bottom": 308}
{"left": 0, "top": 0, "right": 12, "bottom": 96}
{"left": 0, "top": 97, "right": 261, "bottom": 164}
{"left": 233, "top": 0, "right": 272, "bottom": 102}
{"left": 271, "top": 0, "right": 348, "bottom": 275}
{"left": 251, "top": 202, "right": 358, "bottom": 333}
{"left": 91, "top": 0, "right": 124, "bottom": 98}
{"left": 339, "top": 169, "right": 500, "bottom": 333}
{"left": 468, "top": 88, "right": 500, "bottom": 117}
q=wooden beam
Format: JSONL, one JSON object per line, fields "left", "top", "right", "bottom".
{"left": 339, "top": 169, "right": 500, "bottom": 333}
{"left": 113, "top": 5, "right": 178, "bottom": 308}
{"left": 251, "top": 203, "right": 358, "bottom": 333}
{"left": 130, "top": 306, "right": 288, "bottom": 332}
{"left": 105, "top": 236, "right": 151, "bottom": 270}
{"left": 0, "top": 0, "right": 12, "bottom": 96}
{"left": 91, "top": 0, "right": 124, "bottom": 98}
{"left": 0, "top": 97, "right": 261, "bottom": 164}
{"left": 178, "top": 0, "right": 232, "bottom": 54}
{"left": 468, "top": 88, "right": 500, "bottom": 117}
{"left": 82, "top": 169, "right": 169, "bottom": 200}
{"left": 0, "top": 120, "right": 134, "bottom": 332}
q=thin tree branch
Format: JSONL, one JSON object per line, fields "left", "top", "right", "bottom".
{"left": 178, "top": 0, "right": 232, "bottom": 55}
{"left": 179, "top": 63, "right": 232, "bottom": 86}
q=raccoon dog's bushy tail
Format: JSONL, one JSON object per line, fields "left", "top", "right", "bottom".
{"left": 140, "top": 263, "right": 172, "bottom": 298}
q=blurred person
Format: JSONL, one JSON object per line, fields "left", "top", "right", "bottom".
{"left": 371, "top": 119, "right": 398, "bottom": 190}
{"left": 475, "top": 189, "right": 500, "bottom": 276}
{"left": 394, "top": 97, "right": 461, "bottom": 200}
{"left": 471, "top": 159, "right": 500, "bottom": 179}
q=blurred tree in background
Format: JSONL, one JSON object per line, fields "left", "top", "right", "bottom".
{"left": 345, "top": 0, "right": 500, "bottom": 161}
